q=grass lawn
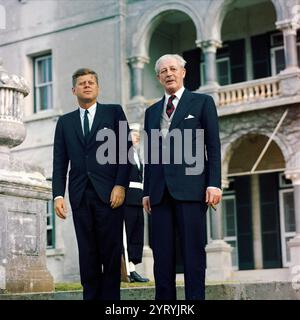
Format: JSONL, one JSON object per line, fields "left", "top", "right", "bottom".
{"left": 55, "top": 281, "right": 184, "bottom": 292}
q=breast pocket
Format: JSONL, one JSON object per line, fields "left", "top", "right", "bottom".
{"left": 183, "top": 117, "right": 200, "bottom": 129}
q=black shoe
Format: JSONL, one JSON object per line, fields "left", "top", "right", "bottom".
{"left": 129, "top": 271, "right": 149, "bottom": 283}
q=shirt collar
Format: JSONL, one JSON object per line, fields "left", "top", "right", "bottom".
{"left": 79, "top": 102, "right": 97, "bottom": 117}
{"left": 164, "top": 86, "right": 185, "bottom": 102}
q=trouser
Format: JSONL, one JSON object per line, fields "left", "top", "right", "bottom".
{"left": 72, "top": 181, "right": 124, "bottom": 300}
{"left": 124, "top": 205, "right": 144, "bottom": 264}
{"left": 151, "top": 187, "right": 207, "bottom": 300}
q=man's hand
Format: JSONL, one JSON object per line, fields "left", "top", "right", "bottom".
{"left": 206, "top": 188, "right": 222, "bottom": 209}
{"left": 54, "top": 198, "right": 68, "bottom": 219}
{"left": 143, "top": 196, "right": 151, "bottom": 214}
{"left": 110, "top": 185, "right": 125, "bottom": 209}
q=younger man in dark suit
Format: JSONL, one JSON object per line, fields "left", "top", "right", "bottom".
{"left": 52, "top": 68, "right": 132, "bottom": 300}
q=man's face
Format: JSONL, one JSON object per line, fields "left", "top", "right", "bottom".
{"left": 72, "top": 74, "right": 99, "bottom": 104}
{"left": 157, "top": 58, "right": 186, "bottom": 94}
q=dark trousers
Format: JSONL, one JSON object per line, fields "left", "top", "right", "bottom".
{"left": 72, "top": 181, "right": 124, "bottom": 300}
{"left": 151, "top": 188, "right": 207, "bottom": 300}
{"left": 124, "top": 205, "right": 144, "bottom": 264}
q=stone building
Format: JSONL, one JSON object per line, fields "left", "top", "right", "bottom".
{"left": 0, "top": 0, "right": 299, "bottom": 285}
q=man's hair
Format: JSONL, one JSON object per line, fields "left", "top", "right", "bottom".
{"left": 72, "top": 68, "right": 99, "bottom": 87}
{"left": 154, "top": 54, "right": 187, "bottom": 75}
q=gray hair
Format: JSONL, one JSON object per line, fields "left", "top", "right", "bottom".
{"left": 155, "top": 54, "right": 187, "bottom": 75}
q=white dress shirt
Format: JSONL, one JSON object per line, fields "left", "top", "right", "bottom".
{"left": 79, "top": 102, "right": 97, "bottom": 134}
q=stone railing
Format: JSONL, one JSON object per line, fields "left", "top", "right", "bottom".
{"left": 218, "top": 76, "right": 280, "bottom": 107}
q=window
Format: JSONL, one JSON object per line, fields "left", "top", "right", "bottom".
{"left": 279, "top": 173, "right": 295, "bottom": 266}
{"left": 34, "top": 55, "right": 53, "bottom": 112}
{"left": 46, "top": 200, "right": 55, "bottom": 249}
{"left": 222, "top": 195, "right": 239, "bottom": 269}
{"left": 270, "top": 32, "right": 300, "bottom": 75}
{"left": 201, "top": 57, "right": 231, "bottom": 86}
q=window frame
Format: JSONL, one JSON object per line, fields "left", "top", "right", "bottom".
{"left": 34, "top": 54, "right": 53, "bottom": 113}
{"left": 279, "top": 188, "right": 296, "bottom": 267}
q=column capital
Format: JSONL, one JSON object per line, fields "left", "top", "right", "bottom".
{"left": 285, "top": 169, "right": 300, "bottom": 185}
{"left": 127, "top": 56, "right": 150, "bottom": 69}
{"left": 196, "top": 39, "right": 222, "bottom": 53}
{"left": 276, "top": 19, "right": 299, "bottom": 35}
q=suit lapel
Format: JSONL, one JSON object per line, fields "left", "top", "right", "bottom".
{"left": 150, "top": 97, "right": 164, "bottom": 129}
{"left": 73, "top": 109, "right": 85, "bottom": 146}
{"left": 169, "top": 89, "right": 194, "bottom": 130}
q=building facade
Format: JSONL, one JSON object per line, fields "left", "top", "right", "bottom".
{"left": 0, "top": 0, "right": 300, "bottom": 284}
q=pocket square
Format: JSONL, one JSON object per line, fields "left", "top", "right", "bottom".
{"left": 184, "top": 114, "right": 195, "bottom": 120}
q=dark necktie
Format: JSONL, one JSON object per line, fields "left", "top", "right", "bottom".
{"left": 84, "top": 109, "right": 90, "bottom": 138}
{"left": 166, "top": 95, "right": 176, "bottom": 118}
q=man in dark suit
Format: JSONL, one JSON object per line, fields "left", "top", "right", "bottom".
{"left": 124, "top": 124, "right": 149, "bottom": 283}
{"left": 52, "top": 68, "right": 132, "bottom": 300}
{"left": 143, "top": 54, "right": 222, "bottom": 300}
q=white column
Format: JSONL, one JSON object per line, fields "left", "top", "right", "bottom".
{"left": 127, "top": 56, "right": 149, "bottom": 99}
{"left": 126, "top": 56, "right": 149, "bottom": 124}
{"left": 251, "top": 174, "right": 263, "bottom": 269}
{"left": 196, "top": 39, "right": 221, "bottom": 104}
{"left": 276, "top": 20, "right": 299, "bottom": 71}
{"left": 276, "top": 20, "right": 300, "bottom": 96}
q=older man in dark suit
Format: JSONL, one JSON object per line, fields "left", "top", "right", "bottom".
{"left": 143, "top": 54, "right": 222, "bottom": 300}
{"left": 52, "top": 68, "right": 132, "bottom": 300}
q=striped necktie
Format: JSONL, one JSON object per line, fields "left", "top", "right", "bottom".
{"left": 166, "top": 95, "right": 176, "bottom": 118}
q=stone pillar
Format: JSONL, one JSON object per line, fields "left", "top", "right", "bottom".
{"left": 0, "top": 59, "right": 54, "bottom": 293}
{"left": 128, "top": 56, "right": 149, "bottom": 98}
{"left": 251, "top": 174, "right": 263, "bottom": 269}
{"left": 285, "top": 169, "right": 300, "bottom": 280}
{"left": 197, "top": 39, "right": 221, "bottom": 105}
{"left": 126, "top": 56, "right": 149, "bottom": 125}
{"left": 276, "top": 20, "right": 300, "bottom": 96}
{"left": 205, "top": 178, "right": 233, "bottom": 282}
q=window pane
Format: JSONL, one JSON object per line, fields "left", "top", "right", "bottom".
{"left": 284, "top": 192, "right": 295, "bottom": 232}
{"left": 37, "top": 59, "right": 48, "bottom": 84}
{"left": 217, "top": 60, "right": 230, "bottom": 85}
{"left": 222, "top": 198, "right": 236, "bottom": 237}
{"left": 38, "top": 86, "right": 48, "bottom": 110}
{"left": 275, "top": 49, "right": 285, "bottom": 74}
{"left": 48, "top": 58, "right": 52, "bottom": 81}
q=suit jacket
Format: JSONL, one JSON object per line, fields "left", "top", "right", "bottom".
{"left": 143, "top": 89, "right": 221, "bottom": 205}
{"left": 125, "top": 159, "right": 143, "bottom": 207}
{"left": 52, "top": 102, "right": 132, "bottom": 209}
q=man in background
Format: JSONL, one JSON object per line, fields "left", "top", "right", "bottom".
{"left": 124, "top": 123, "right": 149, "bottom": 283}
